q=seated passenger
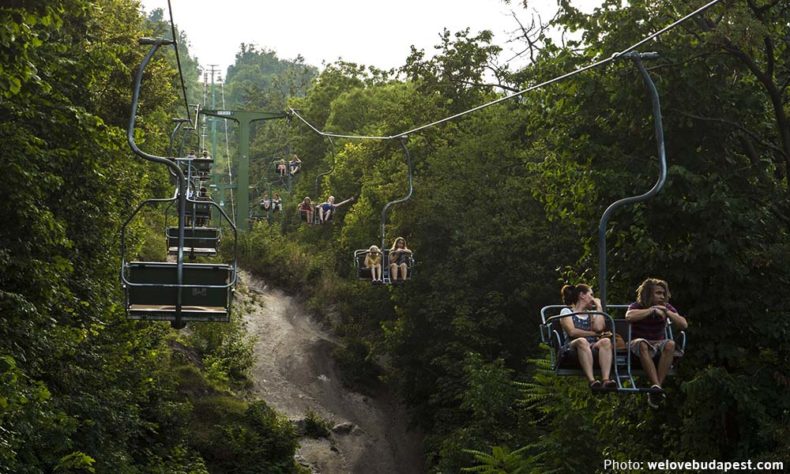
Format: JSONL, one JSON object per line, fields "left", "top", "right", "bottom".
{"left": 625, "top": 278, "right": 687, "bottom": 408}
{"left": 558, "top": 283, "right": 616, "bottom": 391}
{"left": 195, "top": 187, "right": 210, "bottom": 226}
{"left": 276, "top": 159, "right": 287, "bottom": 177}
{"left": 260, "top": 192, "right": 272, "bottom": 211}
{"left": 186, "top": 150, "right": 197, "bottom": 159}
{"left": 272, "top": 192, "right": 282, "bottom": 211}
{"left": 289, "top": 154, "right": 302, "bottom": 175}
{"left": 298, "top": 197, "right": 313, "bottom": 224}
{"left": 364, "top": 245, "right": 383, "bottom": 284}
{"left": 388, "top": 237, "right": 412, "bottom": 283}
{"left": 201, "top": 150, "right": 211, "bottom": 160}
{"left": 317, "top": 195, "right": 354, "bottom": 223}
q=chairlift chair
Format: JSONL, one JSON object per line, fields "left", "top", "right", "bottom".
{"left": 166, "top": 226, "right": 220, "bottom": 257}
{"left": 537, "top": 52, "right": 684, "bottom": 394}
{"left": 354, "top": 248, "right": 415, "bottom": 285}
{"left": 539, "top": 304, "right": 685, "bottom": 392}
{"left": 123, "top": 37, "right": 237, "bottom": 329}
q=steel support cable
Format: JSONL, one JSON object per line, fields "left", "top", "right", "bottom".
{"left": 288, "top": 0, "right": 723, "bottom": 141}
{"left": 166, "top": 0, "right": 192, "bottom": 125}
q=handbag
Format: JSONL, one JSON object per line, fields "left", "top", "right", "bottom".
{"left": 599, "top": 331, "right": 627, "bottom": 350}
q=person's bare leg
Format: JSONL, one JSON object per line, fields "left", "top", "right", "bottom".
{"left": 596, "top": 338, "right": 612, "bottom": 381}
{"left": 656, "top": 340, "right": 676, "bottom": 386}
{"left": 572, "top": 339, "right": 595, "bottom": 382}
{"left": 639, "top": 341, "right": 660, "bottom": 387}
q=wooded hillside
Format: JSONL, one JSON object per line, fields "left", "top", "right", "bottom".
{"left": 2, "top": 0, "right": 788, "bottom": 472}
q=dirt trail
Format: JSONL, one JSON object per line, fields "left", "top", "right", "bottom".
{"left": 239, "top": 271, "right": 425, "bottom": 474}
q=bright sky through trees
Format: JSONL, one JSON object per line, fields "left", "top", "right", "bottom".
{"left": 138, "top": 0, "right": 601, "bottom": 76}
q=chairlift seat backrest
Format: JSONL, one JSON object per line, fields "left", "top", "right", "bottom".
{"left": 193, "top": 158, "right": 213, "bottom": 173}
{"left": 189, "top": 200, "right": 212, "bottom": 217}
{"left": 125, "top": 261, "right": 232, "bottom": 322}
{"left": 179, "top": 158, "right": 213, "bottom": 174}
{"left": 167, "top": 227, "right": 220, "bottom": 256}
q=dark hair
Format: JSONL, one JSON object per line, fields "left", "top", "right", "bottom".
{"left": 561, "top": 283, "right": 591, "bottom": 306}
{"left": 636, "top": 278, "right": 671, "bottom": 307}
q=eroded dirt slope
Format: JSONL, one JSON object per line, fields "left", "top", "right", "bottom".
{"left": 239, "top": 272, "right": 424, "bottom": 474}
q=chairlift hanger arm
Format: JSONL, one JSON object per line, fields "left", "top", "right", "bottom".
{"left": 128, "top": 37, "right": 191, "bottom": 326}
{"left": 315, "top": 136, "right": 336, "bottom": 197}
{"left": 598, "top": 52, "right": 666, "bottom": 309}
{"left": 380, "top": 137, "right": 414, "bottom": 250}
{"left": 128, "top": 39, "right": 184, "bottom": 181}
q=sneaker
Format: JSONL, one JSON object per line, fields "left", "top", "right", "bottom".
{"left": 647, "top": 391, "right": 660, "bottom": 409}
{"left": 647, "top": 385, "right": 665, "bottom": 408}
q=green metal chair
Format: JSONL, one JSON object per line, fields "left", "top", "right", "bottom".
{"left": 125, "top": 261, "right": 233, "bottom": 322}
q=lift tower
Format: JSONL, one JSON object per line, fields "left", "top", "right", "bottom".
{"left": 200, "top": 109, "right": 288, "bottom": 231}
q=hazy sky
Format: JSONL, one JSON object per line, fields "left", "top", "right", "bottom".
{"left": 138, "top": 0, "right": 601, "bottom": 78}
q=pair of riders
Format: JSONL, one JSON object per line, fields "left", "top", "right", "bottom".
{"left": 560, "top": 278, "right": 687, "bottom": 406}
{"left": 364, "top": 237, "right": 412, "bottom": 284}
{"left": 296, "top": 195, "right": 354, "bottom": 224}
{"left": 276, "top": 155, "right": 301, "bottom": 176}
{"left": 317, "top": 195, "right": 353, "bottom": 223}
{"left": 259, "top": 192, "right": 282, "bottom": 211}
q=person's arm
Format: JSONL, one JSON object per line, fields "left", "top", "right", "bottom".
{"left": 589, "top": 298, "right": 605, "bottom": 332}
{"left": 335, "top": 196, "right": 355, "bottom": 208}
{"left": 657, "top": 305, "right": 688, "bottom": 330}
{"left": 591, "top": 314, "right": 607, "bottom": 332}
{"left": 559, "top": 310, "right": 599, "bottom": 339}
{"left": 625, "top": 306, "right": 659, "bottom": 322}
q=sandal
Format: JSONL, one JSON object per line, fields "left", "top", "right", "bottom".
{"left": 603, "top": 379, "right": 618, "bottom": 390}
{"left": 589, "top": 380, "right": 603, "bottom": 390}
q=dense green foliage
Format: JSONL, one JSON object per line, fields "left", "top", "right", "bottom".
{"left": 3, "top": 0, "right": 789, "bottom": 472}
{"left": 1, "top": 1, "right": 298, "bottom": 471}
{"left": 235, "top": 0, "right": 789, "bottom": 471}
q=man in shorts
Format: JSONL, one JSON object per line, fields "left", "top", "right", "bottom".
{"left": 625, "top": 278, "right": 687, "bottom": 408}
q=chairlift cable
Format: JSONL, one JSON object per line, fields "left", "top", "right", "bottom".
{"left": 288, "top": 0, "right": 723, "bottom": 142}
{"left": 165, "top": 0, "right": 192, "bottom": 124}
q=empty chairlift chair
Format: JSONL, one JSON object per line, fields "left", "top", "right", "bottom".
{"left": 124, "top": 261, "right": 234, "bottom": 322}
{"left": 123, "top": 37, "right": 237, "bottom": 329}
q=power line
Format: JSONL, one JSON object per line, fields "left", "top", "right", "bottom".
{"left": 290, "top": 0, "right": 724, "bottom": 141}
